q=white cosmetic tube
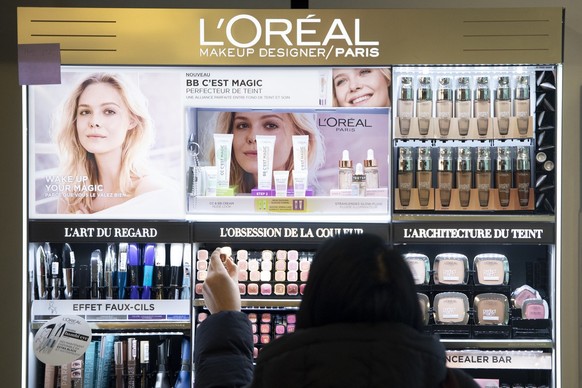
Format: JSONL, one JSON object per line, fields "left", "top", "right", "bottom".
{"left": 256, "top": 135, "right": 276, "bottom": 190}
{"left": 203, "top": 166, "right": 218, "bottom": 196}
{"left": 292, "top": 135, "right": 309, "bottom": 172}
{"left": 273, "top": 170, "right": 290, "bottom": 197}
{"left": 292, "top": 169, "right": 308, "bottom": 197}
{"left": 214, "top": 133, "right": 233, "bottom": 189}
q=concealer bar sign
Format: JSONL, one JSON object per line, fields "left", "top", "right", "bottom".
{"left": 446, "top": 350, "right": 551, "bottom": 370}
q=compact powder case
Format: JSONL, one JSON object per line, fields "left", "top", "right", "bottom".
{"left": 511, "top": 284, "right": 541, "bottom": 309}
{"left": 418, "top": 293, "right": 430, "bottom": 326}
{"left": 433, "top": 292, "right": 470, "bottom": 324}
{"left": 404, "top": 253, "right": 431, "bottom": 285}
{"left": 521, "top": 298, "right": 549, "bottom": 319}
{"left": 473, "top": 253, "right": 510, "bottom": 285}
{"left": 433, "top": 253, "right": 469, "bottom": 285}
{"left": 473, "top": 293, "right": 509, "bottom": 325}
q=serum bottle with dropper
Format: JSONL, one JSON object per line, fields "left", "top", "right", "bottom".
{"left": 338, "top": 149, "right": 353, "bottom": 190}
{"left": 397, "top": 147, "right": 413, "bottom": 206}
{"left": 351, "top": 163, "right": 367, "bottom": 196}
{"left": 397, "top": 77, "right": 414, "bottom": 136}
{"left": 416, "top": 77, "right": 433, "bottom": 136}
{"left": 363, "top": 148, "right": 379, "bottom": 189}
{"left": 416, "top": 146, "right": 433, "bottom": 207}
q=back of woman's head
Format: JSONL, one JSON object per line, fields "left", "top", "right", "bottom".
{"left": 296, "top": 233, "right": 423, "bottom": 331}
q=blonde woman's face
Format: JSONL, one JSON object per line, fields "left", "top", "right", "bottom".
{"left": 75, "top": 82, "right": 135, "bottom": 156}
{"left": 231, "top": 112, "right": 295, "bottom": 176}
{"left": 333, "top": 68, "right": 390, "bottom": 107}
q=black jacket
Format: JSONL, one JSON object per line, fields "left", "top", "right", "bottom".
{"left": 194, "top": 311, "right": 479, "bottom": 388}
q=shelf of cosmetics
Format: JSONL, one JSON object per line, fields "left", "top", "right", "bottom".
{"left": 32, "top": 242, "right": 192, "bottom": 301}
{"left": 195, "top": 248, "right": 312, "bottom": 299}
{"left": 39, "top": 334, "right": 190, "bottom": 388}
{"left": 395, "top": 145, "right": 540, "bottom": 211}
{"left": 395, "top": 75, "right": 534, "bottom": 140}
{"left": 195, "top": 308, "right": 297, "bottom": 361}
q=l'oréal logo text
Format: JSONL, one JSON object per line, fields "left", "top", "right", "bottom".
{"left": 199, "top": 14, "right": 380, "bottom": 59}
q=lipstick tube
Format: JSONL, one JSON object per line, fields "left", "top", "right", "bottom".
{"left": 437, "top": 147, "right": 453, "bottom": 207}
{"left": 456, "top": 147, "right": 472, "bottom": 207}
{"left": 416, "top": 146, "right": 432, "bottom": 207}
{"left": 397, "top": 147, "right": 413, "bottom": 206}
{"left": 476, "top": 147, "right": 492, "bottom": 207}
{"left": 496, "top": 146, "right": 512, "bottom": 207}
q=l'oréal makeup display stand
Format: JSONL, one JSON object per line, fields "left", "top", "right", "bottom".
{"left": 18, "top": 7, "right": 562, "bottom": 388}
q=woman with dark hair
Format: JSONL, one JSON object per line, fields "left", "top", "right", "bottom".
{"left": 194, "top": 234, "right": 478, "bottom": 388}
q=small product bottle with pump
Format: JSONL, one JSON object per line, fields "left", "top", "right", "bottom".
{"left": 397, "top": 147, "right": 413, "bottom": 206}
{"left": 437, "top": 147, "right": 454, "bottom": 207}
{"left": 338, "top": 149, "right": 353, "bottom": 190}
{"left": 436, "top": 77, "right": 453, "bottom": 136}
{"left": 495, "top": 146, "right": 512, "bottom": 207}
{"left": 514, "top": 75, "right": 531, "bottom": 135}
{"left": 351, "top": 163, "right": 367, "bottom": 196}
{"left": 494, "top": 76, "right": 512, "bottom": 136}
{"left": 416, "top": 77, "right": 433, "bottom": 136}
{"left": 455, "top": 77, "right": 472, "bottom": 136}
{"left": 398, "top": 77, "right": 414, "bottom": 135}
{"left": 476, "top": 147, "right": 492, "bottom": 207}
{"left": 363, "top": 148, "right": 379, "bottom": 189}
{"left": 474, "top": 77, "right": 491, "bottom": 136}
{"left": 456, "top": 147, "right": 472, "bottom": 207}
{"left": 416, "top": 146, "right": 433, "bottom": 207}
{"left": 515, "top": 146, "right": 531, "bottom": 206}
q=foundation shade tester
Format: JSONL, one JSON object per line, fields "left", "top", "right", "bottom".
{"left": 397, "top": 147, "right": 413, "bottom": 207}
{"left": 363, "top": 149, "right": 379, "bottom": 189}
{"left": 248, "top": 312, "right": 296, "bottom": 358}
{"left": 515, "top": 146, "right": 532, "bottom": 207}
{"left": 521, "top": 298, "right": 549, "bottom": 319}
{"left": 456, "top": 147, "right": 472, "bottom": 208}
{"left": 338, "top": 149, "right": 353, "bottom": 190}
{"left": 418, "top": 293, "right": 431, "bottom": 326}
{"left": 474, "top": 77, "right": 491, "bottom": 137}
{"left": 437, "top": 147, "right": 454, "bottom": 208}
{"left": 475, "top": 147, "right": 492, "bottom": 207}
{"left": 433, "top": 253, "right": 469, "bottom": 285}
{"left": 416, "top": 76, "right": 433, "bottom": 136}
{"left": 433, "top": 292, "right": 470, "bottom": 325}
{"left": 495, "top": 146, "right": 513, "bottom": 208}
{"left": 416, "top": 146, "right": 433, "bottom": 207}
{"left": 397, "top": 76, "right": 414, "bottom": 136}
{"left": 494, "top": 76, "right": 512, "bottom": 136}
{"left": 510, "top": 284, "right": 541, "bottom": 309}
{"left": 514, "top": 75, "right": 531, "bottom": 135}
{"left": 455, "top": 77, "right": 472, "bottom": 137}
{"left": 473, "top": 293, "right": 510, "bottom": 325}
{"left": 472, "top": 253, "right": 510, "bottom": 286}
{"left": 436, "top": 77, "right": 453, "bottom": 136}
{"left": 403, "top": 253, "right": 430, "bottom": 285}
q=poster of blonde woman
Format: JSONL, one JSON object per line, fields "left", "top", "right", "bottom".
{"left": 28, "top": 69, "right": 184, "bottom": 218}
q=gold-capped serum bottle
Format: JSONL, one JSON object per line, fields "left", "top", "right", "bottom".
{"left": 494, "top": 76, "right": 512, "bottom": 136}
{"left": 475, "top": 147, "right": 492, "bottom": 207}
{"left": 416, "top": 146, "right": 433, "bottom": 207}
{"left": 474, "top": 77, "right": 491, "bottom": 136}
{"left": 455, "top": 77, "right": 472, "bottom": 136}
{"left": 456, "top": 147, "right": 472, "bottom": 207}
{"left": 338, "top": 149, "right": 353, "bottom": 190}
{"left": 437, "top": 147, "right": 454, "bottom": 207}
{"left": 363, "top": 149, "right": 379, "bottom": 189}
{"left": 416, "top": 77, "right": 433, "bottom": 136}
{"left": 397, "top": 77, "right": 414, "bottom": 136}
{"left": 495, "top": 146, "right": 512, "bottom": 208}
{"left": 514, "top": 76, "right": 531, "bottom": 135}
{"left": 397, "top": 147, "right": 413, "bottom": 206}
{"left": 515, "top": 146, "right": 532, "bottom": 206}
{"left": 436, "top": 77, "right": 453, "bottom": 136}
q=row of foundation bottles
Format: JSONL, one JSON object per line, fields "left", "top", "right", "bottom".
{"left": 396, "top": 75, "right": 532, "bottom": 139}
{"left": 395, "top": 145, "right": 534, "bottom": 211}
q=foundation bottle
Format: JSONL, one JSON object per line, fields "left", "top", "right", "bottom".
{"left": 338, "top": 149, "right": 353, "bottom": 190}
{"left": 456, "top": 147, "right": 472, "bottom": 207}
{"left": 437, "top": 147, "right": 453, "bottom": 207}
{"left": 514, "top": 75, "right": 531, "bottom": 135}
{"left": 436, "top": 77, "right": 453, "bottom": 136}
{"left": 495, "top": 146, "right": 512, "bottom": 207}
{"left": 475, "top": 147, "right": 492, "bottom": 207}
{"left": 363, "top": 148, "right": 379, "bottom": 189}
{"left": 494, "top": 76, "right": 512, "bottom": 135}
{"left": 474, "top": 77, "right": 491, "bottom": 136}
{"left": 515, "top": 146, "right": 532, "bottom": 206}
{"left": 416, "top": 147, "right": 433, "bottom": 206}
{"left": 416, "top": 77, "right": 433, "bottom": 136}
{"left": 397, "top": 147, "right": 413, "bottom": 206}
{"left": 397, "top": 77, "right": 414, "bottom": 135}
{"left": 455, "top": 77, "right": 472, "bottom": 136}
